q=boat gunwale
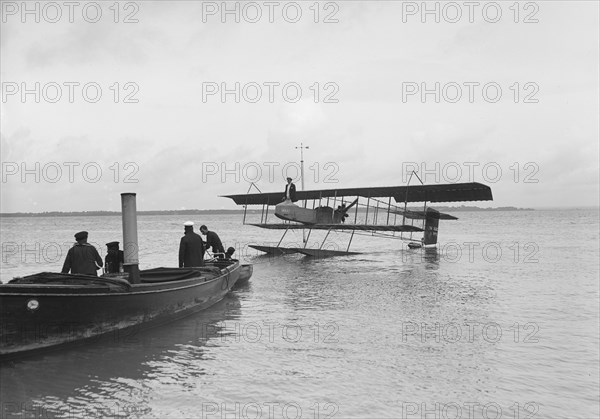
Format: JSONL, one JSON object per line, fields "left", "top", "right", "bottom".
{"left": 0, "top": 263, "right": 239, "bottom": 298}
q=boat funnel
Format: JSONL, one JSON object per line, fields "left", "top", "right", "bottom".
{"left": 121, "top": 192, "right": 140, "bottom": 283}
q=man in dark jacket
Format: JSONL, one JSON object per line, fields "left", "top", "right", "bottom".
{"left": 61, "top": 231, "right": 103, "bottom": 276}
{"left": 104, "top": 241, "right": 124, "bottom": 273}
{"left": 179, "top": 221, "right": 205, "bottom": 267}
{"left": 200, "top": 225, "right": 225, "bottom": 257}
{"left": 283, "top": 177, "right": 297, "bottom": 202}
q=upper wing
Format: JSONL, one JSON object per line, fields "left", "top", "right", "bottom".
{"left": 222, "top": 182, "right": 493, "bottom": 205}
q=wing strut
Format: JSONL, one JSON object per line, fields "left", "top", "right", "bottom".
{"left": 304, "top": 228, "right": 313, "bottom": 248}
{"left": 347, "top": 230, "right": 356, "bottom": 252}
{"left": 320, "top": 228, "right": 333, "bottom": 250}
{"left": 277, "top": 227, "right": 290, "bottom": 247}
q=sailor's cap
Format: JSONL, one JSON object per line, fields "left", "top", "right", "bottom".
{"left": 74, "top": 231, "right": 88, "bottom": 241}
{"left": 184, "top": 221, "right": 194, "bottom": 227}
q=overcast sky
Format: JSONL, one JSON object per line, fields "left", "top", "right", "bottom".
{"left": 1, "top": 1, "right": 598, "bottom": 212}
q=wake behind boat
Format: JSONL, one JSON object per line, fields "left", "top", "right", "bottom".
{"left": 0, "top": 194, "right": 252, "bottom": 360}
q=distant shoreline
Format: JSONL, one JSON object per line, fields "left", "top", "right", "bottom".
{"left": 0, "top": 206, "right": 536, "bottom": 217}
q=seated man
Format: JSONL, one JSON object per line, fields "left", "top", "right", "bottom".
{"left": 225, "top": 247, "right": 236, "bottom": 259}
{"left": 335, "top": 203, "right": 349, "bottom": 223}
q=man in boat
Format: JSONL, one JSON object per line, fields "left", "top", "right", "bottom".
{"left": 61, "top": 231, "right": 103, "bottom": 276}
{"left": 104, "top": 241, "right": 124, "bottom": 273}
{"left": 282, "top": 176, "right": 297, "bottom": 202}
{"left": 179, "top": 221, "right": 205, "bottom": 267}
{"left": 200, "top": 225, "right": 225, "bottom": 258}
{"left": 225, "top": 246, "right": 236, "bottom": 259}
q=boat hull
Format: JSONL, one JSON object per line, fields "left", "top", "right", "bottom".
{"left": 0, "top": 262, "right": 241, "bottom": 359}
{"left": 233, "top": 264, "right": 253, "bottom": 288}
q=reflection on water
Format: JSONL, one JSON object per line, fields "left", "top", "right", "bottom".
{"left": 1, "top": 295, "right": 242, "bottom": 418}
{"left": 1, "top": 210, "right": 599, "bottom": 418}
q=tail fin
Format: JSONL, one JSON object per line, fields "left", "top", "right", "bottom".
{"left": 423, "top": 207, "right": 439, "bottom": 245}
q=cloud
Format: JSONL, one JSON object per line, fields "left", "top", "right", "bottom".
{"left": 1, "top": 2, "right": 598, "bottom": 211}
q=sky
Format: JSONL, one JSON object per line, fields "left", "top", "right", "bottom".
{"left": 1, "top": 0, "right": 598, "bottom": 212}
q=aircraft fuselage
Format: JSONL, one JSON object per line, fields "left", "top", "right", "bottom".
{"left": 275, "top": 201, "right": 345, "bottom": 225}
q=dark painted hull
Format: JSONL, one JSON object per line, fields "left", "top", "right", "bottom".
{"left": 0, "top": 261, "right": 243, "bottom": 359}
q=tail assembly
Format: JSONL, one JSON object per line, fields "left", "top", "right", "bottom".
{"left": 423, "top": 207, "right": 440, "bottom": 246}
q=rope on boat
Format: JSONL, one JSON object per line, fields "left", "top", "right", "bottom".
{"left": 221, "top": 266, "right": 230, "bottom": 291}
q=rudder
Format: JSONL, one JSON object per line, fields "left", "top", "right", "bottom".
{"left": 423, "top": 207, "right": 439, "bottom": 245}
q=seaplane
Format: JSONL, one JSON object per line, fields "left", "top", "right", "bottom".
{"left": 223, "top": 172, "right": 493, "bottom": 257}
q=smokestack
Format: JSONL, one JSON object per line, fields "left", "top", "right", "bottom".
{"left": 121, "top": 192, "right": 140, "bottom": 284}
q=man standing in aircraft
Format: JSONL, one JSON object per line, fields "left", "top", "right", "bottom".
{"left": 62, "top": 231, "right": 103, "bottom": 276}
{"left": 179, "top": 221, "right": 205, "bottom": 267}
{"left": 283, "top": 177, "right": 297, "bottom": 202}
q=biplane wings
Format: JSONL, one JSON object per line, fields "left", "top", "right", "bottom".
{"left": 222, "top": 182, "right": 492, "bottom": 205}
{"left": 248, "top": 224, "right": 424, "bottom": 232}
{"left": 224, "top": 180, "right": 493, "bottom": 256}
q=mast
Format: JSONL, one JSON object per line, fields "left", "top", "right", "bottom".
{"left": 295, "top": 142, "right": 309, "bottom": 243}
{"left": 295, "top": 142, "right": 309, "bottom": 192}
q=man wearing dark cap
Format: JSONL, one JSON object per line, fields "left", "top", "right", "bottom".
{"left": 225, "top": 247, "right": 236, "bottom": 259}
{"left": 105, "top": 241, "right": 124, "bottom": 274}
{"left": 200, "top": 225, "right": 225, "bottom": 258}
{"left": 61, "top": 231, "right": 103, "bottom": 276}
{"left": 282, "top": 177, "right": 297, "bottom": 202}
{"left": 179, "top": 221, "right": 205, "bottom": 267}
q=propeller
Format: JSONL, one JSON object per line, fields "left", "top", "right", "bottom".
{"left": 338, "top": 198, "right": 359, "bottom": 213}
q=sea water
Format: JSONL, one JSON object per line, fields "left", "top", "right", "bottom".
{"left": 0, "top": 209, "right": 598, "bottom": 418}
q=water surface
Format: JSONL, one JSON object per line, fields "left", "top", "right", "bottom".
{"left": 1, "top": 209, "right": 598, "bottom": 418}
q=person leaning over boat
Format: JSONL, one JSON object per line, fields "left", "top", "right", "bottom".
{"left": 179, "top": 221, "right": 205, "bottom": 267}
{"left": 61, "top": 231, "right": 103, "bottom": 276}
{"left": 200, "top": 225, "right": 225, "bottom": 258}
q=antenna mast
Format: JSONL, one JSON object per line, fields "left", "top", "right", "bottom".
{"left": 295, "top": 142, "right": 309, "bottom": 243}
{"left": 295, "top": 142, "right": 309, "bottom": 191}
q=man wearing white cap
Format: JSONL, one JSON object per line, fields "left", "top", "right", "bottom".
{"left": 282, "top": 177, "right": 297, "bottom": 202}
{"left": 178, "top": 221, "right": 205, "bottom": 268}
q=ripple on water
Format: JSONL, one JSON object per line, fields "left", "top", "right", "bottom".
{"left": 1, "top": 210, "right": 599, "bottom": 418}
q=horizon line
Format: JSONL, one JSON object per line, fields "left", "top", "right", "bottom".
{"left": 3, "top": 205, "right": 598, "bottom": 216}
